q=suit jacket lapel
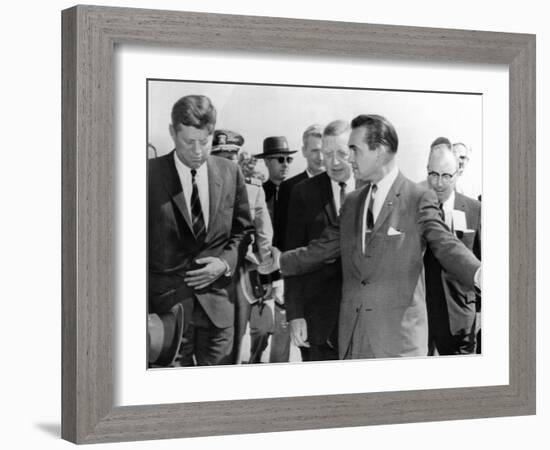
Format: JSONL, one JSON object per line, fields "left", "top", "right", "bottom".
{"left": 206, "top": 157, "right": 223, "bottom": 240}
{"left": 371, "top": 172, "right": 405, "bottom": 236}
{"left": 454, "top": 193, "right": 468, "bottom": 214}
{"left": 161, "top": 151, "right": 194, "bottom": 234}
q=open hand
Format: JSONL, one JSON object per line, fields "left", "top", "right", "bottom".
{"left": 289, "top": 318, "right": 310, "bottom": 348}
{"left": 184, "top": 257, "right": 227, "bottom": 290}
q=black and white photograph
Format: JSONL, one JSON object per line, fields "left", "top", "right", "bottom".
{"left": 147, "top": 79, "right": 482, "bottom": 368}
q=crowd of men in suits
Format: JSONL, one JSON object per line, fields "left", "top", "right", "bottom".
{"left": 147, "top": 94, "right": 482, "bottom": 367}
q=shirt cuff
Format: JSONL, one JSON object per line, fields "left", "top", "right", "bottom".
{"left": 220, "top": 258, "right": 232, "bottom": 277}
{"left": 474, "top": 267, "right": 482, "bottom": 292}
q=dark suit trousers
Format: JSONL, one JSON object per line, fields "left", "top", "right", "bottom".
{"left": 299, "top": 341, "right": 338, "bottom": 362}
{"left": 177, "top": 298, "right": 234, "bottom": 366}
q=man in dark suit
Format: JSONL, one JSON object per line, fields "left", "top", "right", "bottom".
{"left": 277, "top": 124, "right": 325, "bottom": 251}
{"left": 424, "top": 142, "right": 481, "bottom": 355}
{"left": 285, "top": 120, "right": 354, "bottom": 361}
{"left": 148, "top": 95, "right": 253, "bottom": 366}
{"left": 280, "top": 115, "right": 481, "bottom": 359}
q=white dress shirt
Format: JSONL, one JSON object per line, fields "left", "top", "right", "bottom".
{"left": 330, "top": 176, "right": 355, "bottom": 215}
{"left": 441, "top": 190, "right": 455, "bottom": 230}
{"left": 174, "top": 153, "right": 210, "bottom": 230}
{"left": 361, "top": 165, "right": 399, "bottom": 253}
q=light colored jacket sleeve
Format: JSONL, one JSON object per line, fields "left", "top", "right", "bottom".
{"left": 253, "top": 185, "right": 275, "bottom": 269}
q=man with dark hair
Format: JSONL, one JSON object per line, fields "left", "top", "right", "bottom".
{"left": 277, "top": 124, "right": 324, "bottom": 251}
{"left": 284, "top": 120, "right": 354, "bottom": 361}
{"left": 430, "top": 136, "right": 452, "bottom": 150}
{"left": 424, "top": 145, "right": 481, "bottom": 355}
{"left": 148, "top": 95, "right": 253, "bottom": 366}
{"left": 280, "top": 114, "right": 481, "bottom": 359}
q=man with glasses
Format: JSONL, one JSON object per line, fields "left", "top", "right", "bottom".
{"left": 284, "top": 120, "right": 354, "bottom": 361}
{"left": 424, "top": 141, "right": 481, "bottom": 355}
{"left": 254, "top": 136, "right": 296, "bottom": 363}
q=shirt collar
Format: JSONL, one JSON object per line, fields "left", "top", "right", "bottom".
{"left": 174, "top": 151, "right": 208, "bottom": 177}
{"left": 372, "top": 164, "right": 399, "bottom": 199}
{"left": 442, "top": 190, "right": 455, "bottom": 210}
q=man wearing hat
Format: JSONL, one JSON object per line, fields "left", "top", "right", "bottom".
{"left": 211, "top": 130, "right": 279, "bottom": 363}
{"left": 255, "top": 136, "right": 296, "bottom": 363}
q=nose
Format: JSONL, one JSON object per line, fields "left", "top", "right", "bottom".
{"left": 192, "top": 141, "right": 202, "bottom": 154}
{"left": 435, "top": 176, "right": 444, "bottom": 188}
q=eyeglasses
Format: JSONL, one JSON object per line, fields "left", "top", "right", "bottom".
{"left": 267, "top": 156, "right": 294, "bottom": 164}
{"left": 428, "top": 170, "right": 457, "bottom": 182}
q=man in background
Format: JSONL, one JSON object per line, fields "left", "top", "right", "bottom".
{"left": 210, "top": 129, "right": 278, "bottom": 364}
{"left": 277, "top": 124, "right": 325, "bottom": 251}
{"left": 424, "top": 141, "right": 481, "bottom": 355}
{"left": 148, "top": 95, "right": 253, "bottom": 366}
{"left": 255, "top": 136, "right": 296, "bottom": 363}
{"left": 285, "top": 120, "right": 354, "bottom": 361}
{"left": 452, "top": 142, "right": 479, "bottom": 200}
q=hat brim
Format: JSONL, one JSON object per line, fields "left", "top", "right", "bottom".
{"left": 211, "top": 144, "right": 240, "bottom": 153}
{"left": 254, "top": 150, "right": 297, "bottom": 159}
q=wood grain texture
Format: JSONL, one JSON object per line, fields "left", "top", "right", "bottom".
{"left": 61, "top": 5, "right": 536, "bottom": 444}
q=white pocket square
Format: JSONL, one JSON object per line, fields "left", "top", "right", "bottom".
{"left": 387, "top": 226, "right": 402, "bottom": 236}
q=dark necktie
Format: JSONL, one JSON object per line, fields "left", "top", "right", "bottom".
{"left": 439, "top": 202, "right": 445, "bottom": 222}
{"left": 338, "top": 181, "right": 347, "bottom": 215}
{"left": 190, "top": 169, "right": 206, "bottom": 241}
{"left": 366, "top": 183, "right": 378, "bottom": 233}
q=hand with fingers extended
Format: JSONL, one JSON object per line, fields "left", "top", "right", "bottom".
{"left": 184, "top": 257, "right": 228, "bottom": 290}
{"left": 289, "top": 318, "right": 310, "bottom": 348}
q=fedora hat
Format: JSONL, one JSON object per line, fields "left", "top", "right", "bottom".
{"left": 254, "top": 136, "right": 297, "bottom": 158}
{"left": 147, "top": 303, "right": 184, "bottom": 367}
{"left": 211, "top": 129, "right": 245, "bottom": 154}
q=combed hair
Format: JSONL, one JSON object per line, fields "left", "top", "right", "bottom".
{"left": 430, "top": 136, "right": 452, "bottom": 150}
{"left": 171, "top": 95, "right": 217, "bottom": 133}
{"left": 323, "top": 120, "right": 350, "bottom": 137}
{"left": 350, "top": 114, "right": 398, "bottom": 153}
{"left": 302, "top": 124, "right": 323, "bottom": 145}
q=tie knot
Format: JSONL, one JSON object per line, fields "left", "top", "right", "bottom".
{"left": 339, "top": 182, "right": 347, "bottom": 189}
{"left": 191, "top": 169, "right": 197, "bottom": 179}
{"left": 371, "top": 183, "right": 378, "bottom": 194}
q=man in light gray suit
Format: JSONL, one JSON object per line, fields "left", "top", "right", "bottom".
{"left": 279, "top": 114, "right": 481, "bottom": 359}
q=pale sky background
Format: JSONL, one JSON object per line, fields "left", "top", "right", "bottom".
{"left": 148, "top": 80, "right": 482, "bottom": 197}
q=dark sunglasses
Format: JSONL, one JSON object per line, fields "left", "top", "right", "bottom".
{"left": 267, "top": 156, "right": 293, "bottom": 164}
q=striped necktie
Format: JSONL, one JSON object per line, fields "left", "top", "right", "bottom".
{"left": 190, "top": 169, "right": 206, "bottom": 242}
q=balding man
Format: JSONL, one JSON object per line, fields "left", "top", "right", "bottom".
{"left": 424, "top": 142, "right": 481, "bottom": 355}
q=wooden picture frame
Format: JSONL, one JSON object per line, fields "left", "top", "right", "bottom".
{"left": 61, "top": 5, "right": 536, "bottom": 444}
